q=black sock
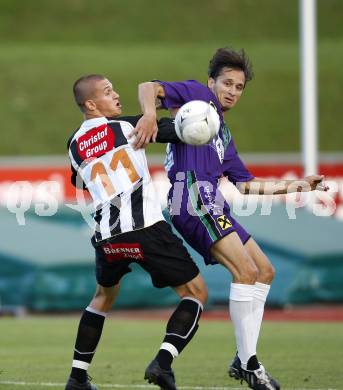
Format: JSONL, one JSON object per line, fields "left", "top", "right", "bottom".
{"left": 156, "top": 297, "right": 203, "bottom": 369}
{"left": 247, "top": 354, "right": 259, "bottom": 370}
{"left": 70, "top": 308, "right": 106, "bottom": 382}
{"left": 71, "top": 367, "right": 88, "bottom": 383}
{"left": 156, "top": 349, "right": 174, "bottom": 370}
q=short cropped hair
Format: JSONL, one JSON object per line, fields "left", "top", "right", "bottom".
{"left": 208, "top": 47, "right": 253, "bottom": 84}
{"left": 73, "top": 74, "right": 105, "bottom": 112}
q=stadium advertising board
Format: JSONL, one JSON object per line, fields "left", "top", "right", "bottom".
{"left": 0, "top": 162, "right": 342, "bottom": 224}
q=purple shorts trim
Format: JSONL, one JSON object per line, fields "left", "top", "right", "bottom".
{"left": 168, "top": 173, "right": 250, "bottom": 265}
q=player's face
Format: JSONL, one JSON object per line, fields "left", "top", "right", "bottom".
{"left": 208, "top": 68, "right": 245, "bottom": 112}
{"left": 91, "top": 79, "right": 122, "bottom": 117}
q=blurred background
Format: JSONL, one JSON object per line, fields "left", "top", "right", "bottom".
{"left": 1, "top": 2, "right": 343, "bottom": 388}
{"left": 0, "top": 0, "right": 342, "bottom": 312}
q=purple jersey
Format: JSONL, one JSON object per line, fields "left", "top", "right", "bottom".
{"left": 157, "top": 80, "right": 253, "bottom": 264}
{"left": 158, "top": 80, "right": 254, "bottom": 185}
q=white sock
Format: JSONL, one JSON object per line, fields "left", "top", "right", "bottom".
{"left": 252, "top": 282, "right": 270, "bottom": 351}
{"left": 229, "top": 283, "right": 255, "bottom": 368}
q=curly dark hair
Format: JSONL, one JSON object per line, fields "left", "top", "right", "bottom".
{"left": 208, "top": 47, "right": 254, "bottom": 84}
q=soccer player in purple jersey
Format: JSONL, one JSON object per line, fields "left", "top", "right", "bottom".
{"left": 131, "top": 47, "right": 328, "bottom": 390}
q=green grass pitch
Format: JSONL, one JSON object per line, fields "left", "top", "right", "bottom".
{"left": 0, "top": 316, "right": 343, "bottom": 389}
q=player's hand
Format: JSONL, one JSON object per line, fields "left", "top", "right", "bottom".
{"left": 304, "top": 175, "right": 329, "bottom": 191}
{"left": 128, "top": 114, "right": 158, "bottom": 149}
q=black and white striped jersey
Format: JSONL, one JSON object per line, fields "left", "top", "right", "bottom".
{"left": 68, "top": 115, "right": 178, "bottom": 243}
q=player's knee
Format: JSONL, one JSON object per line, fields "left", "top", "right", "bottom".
{"left": 196, "top": 284, "right": 208, "bottom": 305}
{"left": 176, "top": 275, "right": 208, "bottom": 305}
{"left": 92, "top": 284, "right": 119, "bottom": 312}
{"left": 258, "top": 263, "right": 275, "bottom": 284}
{"left": 104, "top": 294, "right": 116, "bottom": 310}
{"left": 195, "top": 276, "right": 208, "bottom": 304}
{"left": 187, "top": 281, "right": 208, "bottom": 305}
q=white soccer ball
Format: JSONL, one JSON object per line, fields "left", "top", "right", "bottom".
{"left": 174, "top": 100, "right": 220, "bottom": 145}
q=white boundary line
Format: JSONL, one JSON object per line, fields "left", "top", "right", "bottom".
{"left": 0, "top": 381, "right": 339, "bottom": 390}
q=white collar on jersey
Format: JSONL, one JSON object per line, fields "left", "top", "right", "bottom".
{"left": 72, "top": 117, "right": 109, "bottom": 142}
{"left": 81, "top": 116, "right": 108, "bottom": 130}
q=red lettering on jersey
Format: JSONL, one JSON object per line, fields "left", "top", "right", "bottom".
{"left": 77, "top": 124, "right": 115, "bottom": 160}
{"left": 102, "top": 242, "right": 144, "bottom": 262}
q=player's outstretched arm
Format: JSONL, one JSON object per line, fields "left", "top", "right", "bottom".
{"left": 129, "top": 82, "right": 165, "bottom": 149}
{"left": 237, "top": 175, "right": 329, "bottom": 195}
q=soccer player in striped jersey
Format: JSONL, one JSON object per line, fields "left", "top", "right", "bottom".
{"left": 133, "top": 47, "right": 328, "bottom": 390}
{"left": 65, "top": 74, "right": 207, "bottom": 390}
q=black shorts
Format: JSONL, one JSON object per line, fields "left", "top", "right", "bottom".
{"left": 92, "top": 221, "right": 199, "bottom": 288}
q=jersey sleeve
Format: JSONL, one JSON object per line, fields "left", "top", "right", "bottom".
{"left": 113, "top": 115, "right": 142, "bottom": 127}
{"left": 155, "top": 117, "right": 180, "bottom": 144}
{"left": 154, "top": 80, "right": 208, "bottom": 109}
{"left": 118, "top": 114, "right": 179, "bottom": 144}
{"left": 119, "top": 114, "right": 180, "bottom": 144}
{"left": 222, "top": 138, "right": 254, "bottom": 185}
{"left": 113, "top": 113, "right": 179, "bottom": 143}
